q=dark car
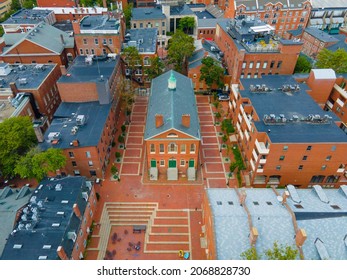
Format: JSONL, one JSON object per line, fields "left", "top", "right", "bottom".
{"left": 218, "top": 94, "right": 230, "bottom": 101}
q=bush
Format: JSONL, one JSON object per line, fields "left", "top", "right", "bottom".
{"left": 112, "top": 141, "right": 116, "bottom": 147}
{"left": 115, "top": 152, "right": 121, "bottom": 159}
{"left": 118, "top": 135, "right": 125, "bottom": 143}
{"left": 232, "top": 145, "right": 245, "bottom": 170}
{"left": 111, "top": 165, "right": 118, "bottom": 175}
{"left": 221, "top": 119, "right": 235, "bottom": 135}
{"left": 121, "top": 125, "right": 126, "bottom": 133}
{"left": 229, "top": 162, "right": 238, "bottom": 172}
{"left": 215, "top": 111, "right": 221, "bottom": 120}
{"left": 222, "top": 134, "right": 228, "bottom": 143}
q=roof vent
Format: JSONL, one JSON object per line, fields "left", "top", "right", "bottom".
{"left": 13, "top": 244, "right": 22, "bottom": 249}
{"left": 168, "top": 71, "right": 176, "bottom": 90}
{"left": 55, "top": 184, "right": 62, "bottom": 191}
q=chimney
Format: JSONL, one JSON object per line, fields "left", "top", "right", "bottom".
{"left": 168, "top": 71, "right": 176, "bottom": 90}
{"left": 9, "top": 82, "right": 18, "bottom": 97}
{"left": 60, "top": 34, "right": 65, "bottom": 45}
{"left": 239, "top": 190, "right": 247, "bottom": 205}
{"left": 57, "top": 246, "right": 68, "bottom": 260}
{"left": 72, "top": 139, "right": 79, "bottom": 147}
{"left": 182, "top": 114, "right": 190, "bottom": 128}
{"left": 155, "top": 114, "right": 164, "bottom": 128}
{"left": 60, "top": 65, "right": 67, "bottom": 76}
{"left": 72, "top": 19, "right": 81, "bottom": 34}
{"left": 73, "top": 203, "right": 82, "bottom": 219}
{"left": 250, "top": 227, "right": 258, "bottom": 245}
{"left": 295, "top": 228, "right": 307, "bottom": 247}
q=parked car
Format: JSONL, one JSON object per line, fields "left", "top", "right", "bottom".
{"left": 218, "top": 94, "right": 230, "bottom": 101}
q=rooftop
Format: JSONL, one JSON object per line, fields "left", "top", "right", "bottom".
{"left": 144, "top": 70, "right": 200, "bottom": 140}
{"left": 195, "top": 10, "right": 214, "bottom": 19}
{"left": 0, "top": 186, "right": 33, "bottom": 256}
{"left": 40, "top": 101, "right": 112, "bottom": 150}
{"left": 132, "top": 7, "right": 166, "bottom": 21}
{"left": 198, "top": 17, "right": 228, "bottom": 28}
{"left": 79, "top": 15, "right": 120, "bottom": 34}
{"left": 53, "top": 20, "right": 73, "bottom": 33}
{"left": 235, "top": 0, "right": 306, "bottom": 9}
{"left": 0, "top": 177, "right": 92, "bottom": 260}
{"left": 207, "top": 186, "right": 347, "bottom": 260}
{"left": 1, "top": 9, "right": 53, "bottom": 25}
{"left": 0, "top": 63, "right": 56, "bottom": 90}
{"left": 188, "top": 42, "right": 221, "bottom": 70}
{"left": 58, "top": 55, "right": 119, "bottom": 84}
{"left": 326, "top": 34, "right": 347, "bottom": 53}
{"left": 170, "top": 4, "right": 194, "bottom": 16}
{"left": 123, "top": 28, "right": 158, "bottom": 54}
{"left": 304, "top": 27, "right": 340, "bottom": 43}
{"left": 239, "top": 75, "right": 347, "bottom": 143}
{"left": 2, "top": 22, "right": 74, "bottom": 55}
{"left": 34, "top": 6, "right": 107, "bottom": 14}
{"left": 311, "top": 0, "right": 347, "bottom": 9}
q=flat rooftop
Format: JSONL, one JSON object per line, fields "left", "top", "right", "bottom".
{"left": 304, "top": 27, "right": 340, "bottom": 43}
{"left": 0, "top": 177, "right": 92, "bottom": 260}
{"left": 239, "top": 75, "right": 347, "bottom": 143}
{"left": 58, "top": 55, "right": 119, "bottom": 84}
{"left": 53, "top": 20, "right": 73, "bottom": 33}
{"left": 195, "top": 10, "right": 214, "bottom": 19}
{"left": 124, "top": 28, "right": 158, "bottom": 54}
{"left": 79, "top": 15, "right": 120, "bottom": 33}
{"left": 2, "top": 9, "right": 53, "bottom": 25}
{"left": 34, "top": 6, "right": 107, "bottom": 14}
{"left": 132, "top": 7, "right": 166, "bottom": 21}
{"left": 40, "top": 101, "right": 111, "bottom": 150}
{"left": 0, "top": 63, "right": 56, "bottom": 90}
{"left": 0, "top": 186, "right": 33, "bottom": 256}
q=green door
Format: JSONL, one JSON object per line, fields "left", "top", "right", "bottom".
{"left": 168, "top": 159, "right": 176, "bottom": 168}
{"left": 189, "top": 159, "right": 194, "bottom": 168}
{"left": 150, "top": 159, "right": 156, "bottom": 168}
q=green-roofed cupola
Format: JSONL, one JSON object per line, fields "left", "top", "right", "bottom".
{"left": 168, "top": 71, "right": 176, "bottom": 90}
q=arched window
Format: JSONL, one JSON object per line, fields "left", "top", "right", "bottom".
{"left": 190, "top": 143, "right": 196, "bottom": 153}
{"left": 168, "top": 143, "right": 177, "bottom": 153}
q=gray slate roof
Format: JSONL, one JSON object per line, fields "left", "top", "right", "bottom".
{"left": 144, "top": 70, "right": 200, "bottom": 140}
{"left": 239, "top": 75, "right": 347, "bottom": 143}
{"left": 2, "top": 9, "right": 53, "bottom": 25}
{"left": 80, "top": 15, "right": 120, "bottom": 32}
{"left": 40, "top": 101, "right": 112, "bottom": 150}
{"left": 2, "top": 22, "right": 74, "bottom": 55}
{"left": 0, "top": 177, "right": 92, "bottom": 260}
{"left": 326, "top": 34, "right": 347, "bottom": 52}
{"left": 124, "top": 28, "right": 158, "bottom": 53}
{"left": 170, "top": 4, "right": 195, "bottom": 16}
{"left": 304, "top": 27, "right": 340, "bottom": 43}
{"left": 132, "top": 7, "right": 166, "bottom": 21}
{"left": 198, "top": 18, "right": 228, "bottom": 28}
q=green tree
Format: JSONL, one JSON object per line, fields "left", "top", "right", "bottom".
{"left": 11, "top": 0, "right": 21, "bottom": 10}
{"left": 178, "top": 16, "right": 195, "bottom": 34}
{"left": 168, "top": 30, "right": 195, "bottom": 74}
{"left": 0, "top": 117, "right": 37, "bottom": 178}
{"left": 22, "top": 0, "right": 37, "bottom": 8}
{"left": 264, "top": 241, "right": 298, "bottom": 260}
{"left": 122, "top": 46, "right": 141, "bottom": 80}
{"left": 294, "top": 55, "right": 312, "bottom": 73}
{"left": 200, "top": 56, "right": 224, "bottom": 90}
{"left": 315, "top": 48, "right": 347, "bottom": 73}
{"left": 240, "top": 246, "right": 259, "bottom": 260}
{"left": 116, "top": 75, "right": 135, "bottom": 123}
{"left": 123, "top": 3, "right": 133, "bottom": 29}
{"left": 15, "top": 147, "right": 66, "bottom": 181}
{"left": 79, "top": 0, "right": 95, "bottom": 6}
{"left": 144, "top": 57, "right": 165, "bottom": 81}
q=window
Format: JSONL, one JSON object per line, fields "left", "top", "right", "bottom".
{"left": 89, "top": 170, "right": 96, "bottom": 176}
{"left": 86, "top": 151, "right": 91, "bottom": 158}
{"left": 88, "top": 161, "right": 93, "bottom": 166}
{"left": 242, "top": 62, "right": 246, "bottom": 69}
{"left": 247, "top": 73, "right": 251, "bottom": 78}
{"left": 150, "top": 144, "right": 155, "bottom": 153}
{"left": 94, "top": 38, "right": 99, "bottom": 45}
{"left": 298, "top": 165, "right": 303, "bottom": 170}
{"left": 102, "top": 38, "right": 107, "bottom": 45}
{"left": 266, "top": 201, "right": 273, "bottom": 205}
{"left": 270, "top": 61, "right": 275, "bottom": 68}
{"left": 74, "top": 170, "right": 80, "bottom": 175}
{"left": 277, "top": 61, "right": 282, "bottom": 68}
{"left": 321, "top": 165, "right": 327, "bottom": 170}
{"left": 180, "top": 144, "right": 186, "bottom": 154}
{"left": 190, "top": 144, "right": 196, "bottom": 153}
{"left": 69, "top": 152, "right": 75, "bottom": 158}
{"left": 217, "top": 201, "right": 222, "bottom": 205}
{"left": 85, "top": 49, "right": 89, "bottom": 55}
{"left": 249, "top": 62, "right": 254, "bottom": 69}
{"left": 263, "top": 61, "right": 268, "bottom": 69}
{"left": 143, "top": 57, "right": 150, "bottom": 66}
{"left": 159, "top": 144, "right": 164, "bottom": 153}
{"left": 326, "top": 175, "right": 339, "bottom": 183}
{"left": 253, "top": 201, "right": 259, "bottom": 205}
{"left": 302, "top": 156, "right": 308, "bottom": 161}
{"left": 160, "top": 159, "right": 165, "bottom": 166}
{"left": 72, "top": 161, "right": 77, "bottom": 167}
{"left": 91, "top": 49, "right": 95, "bottom": 54}
{"left": 276, "top": 165, "right": 281, "bottom": 170}
{"left": 294, "top": 204, "right": 304, "bottom": 209}
{"left": 306, "top": 146, "right": 312, "bottom": 151}
{"left": 108, "top": 38, "right": 113, "bottom": 45}
{"left": 180, "top": 159, "right": 185, "bottom": 166}
{"left": 162, "top": 21, "right": 165, "bottom": 27}
{"left": 103, "top": 48, "right": 107, "bottom": 55}
{"left": 80, "top": 48, "right": 84, "bottom": 55}
{"left": 83, "top": 38, "right": 87, "bottom": 45}
{"left": 279, "top": 156, "right": 285, "bottom": 161}
{"left": 133, "top": 23, "right": 136, "bottom": 28}
{"left": 168, "top": 143, "right": 177, "bottom": 153}
{"left": 283, "top": 146, "right": 288, "bottom": 151}
{"left": 326, "top": 155, "right": 332, "bottom": 161}
{"left": 256, "top": 61, "right": 260, "bottom": 69}
{"left": 310, "top": 175, "right": 325, "bottom": 183}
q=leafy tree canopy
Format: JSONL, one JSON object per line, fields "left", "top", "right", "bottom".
{"left": 199, "top": 56, "right": 224, "bottom": 89}
{"left": 144, "top": 57, "right": 165, "bottom": 80}
{"left": 178, "top": 16, "right": 195, "bottom": 34}
{"left": 168, "top": 30, "right": 195, "bottom": 73}
{"left": 0, "top": 117, "right": 37, "bottom": 178}
{"left": 240, "top": 242, "right": 298, "bottom": 260}
{"left": 122, "top": 46, "right": 141, "bottom": 72}
{"left": 15, "top": 147, "right": 66, "bottom": 182}
{"left": 123, "top": 3, "right": 133, "bottom": 29}
{"left": 22, "top": 0, "right": 37, "bottom": 9}
{"left": 294, "top": 55, "right": 312, "bottom": 73}
{"left": 315, "top": 48, "right": 347, "bottom": 73}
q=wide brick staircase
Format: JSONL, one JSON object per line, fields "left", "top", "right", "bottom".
{"left": 96, "top": 202, "right": 191, "bottom": 259}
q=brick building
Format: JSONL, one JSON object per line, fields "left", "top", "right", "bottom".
{"left": 0, "top": 63, "right": 62, "bottom": 123}
{"left": 224, "top": 0, "right": 311, "bottom": 37}
{"left": 123, "top": 28, "right": 158, "bottom": 89}
{"left": 73, "top": 14, "right": 125, "bottom": 56}
{"left": 144, "top": 70, "right": 201, "bottom": 181}
{"left": 0, "top": 22, "right": 76, "bottom": 67}
{"left": 0, "top": 0, "right": 11, "bottom": 18}
{"left": 202, "top": 187, "right": 347, "bottom": 260}
{"left": 1, "top": 9, "right": 56, "bottom": 34}
{"left": 301, "top": 27, "right": 346, "bottom": 59}
{"left": 229, "top": 75, "right": 347, "bottom": 188}
{"left": 41, "top": 55, "right": 122, "bottom": 178}
{"left": 0, "top": 176, "right": 97, "bottom": 260}
{"left": 36, "top": 0, "right": 78, "bottom": 7}
{"left": 215, "top": 17, "right": 303, "bottom": 83}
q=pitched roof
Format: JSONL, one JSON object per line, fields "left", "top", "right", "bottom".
{"left": 2, "top": 22, "right": 74, "bottom": 55}
{"left": 144, "top": 70, "right": 200, "bottom": 140}
{"left": 132, "top": 7, "right": 166, "bottom": 21}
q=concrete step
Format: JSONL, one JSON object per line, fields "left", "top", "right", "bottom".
{"left": 152, "top": 218, "right": 188, "bottom": 225}
{"left": 145, "top": 243, "right": 190, "bottom": 252}
{"left": 150, "top": 226, "right": 189, "bottom": 234}
{"left": 155, "top": 210, "right": 188, "bottom": 217}
{"left": 148, "top": 234, "right": 189, "bottom": 243}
